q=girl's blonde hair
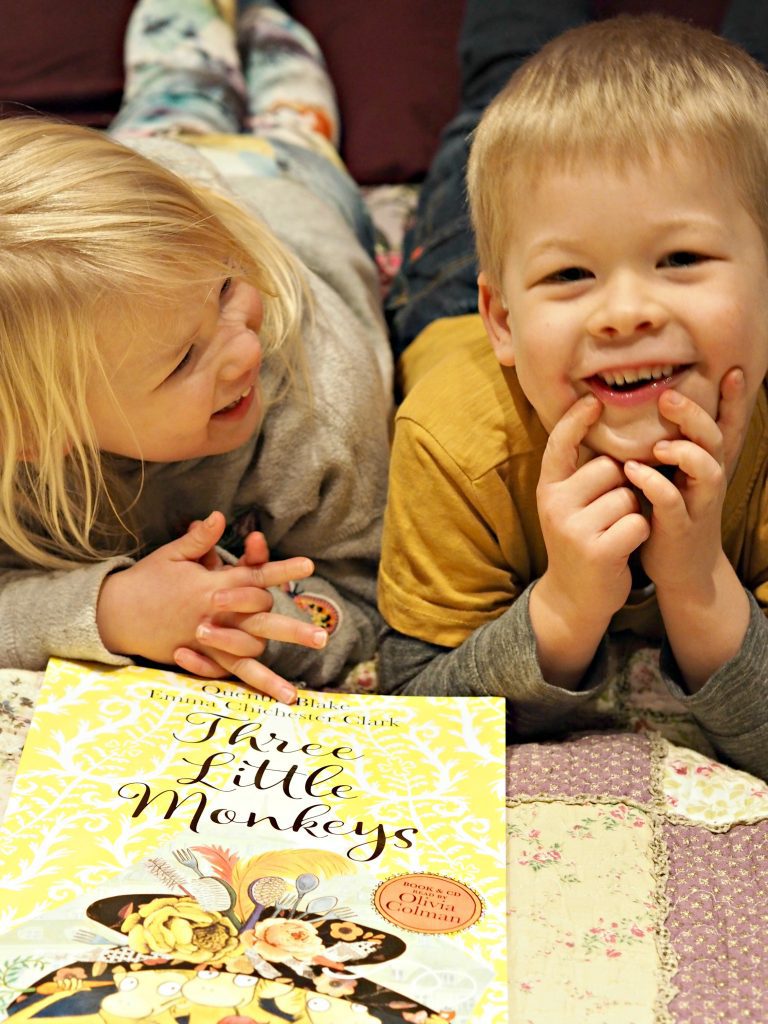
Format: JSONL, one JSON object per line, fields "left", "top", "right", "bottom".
{"left": 468, "top": 15, "right": 768, "bottom": 290}
{"left": 0, "top": 118, "right": 310, "bottom": 569}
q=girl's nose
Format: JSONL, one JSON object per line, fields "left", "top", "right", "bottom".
{"left": 219, "top": 327, "right": 262, "bottom": 381}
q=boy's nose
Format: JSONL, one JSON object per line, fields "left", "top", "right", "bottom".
{"left": 586, "top": 274, "right": 667, "bottom": 340}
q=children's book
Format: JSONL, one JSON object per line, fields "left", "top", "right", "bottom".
{"left": 0, "top": 660, "right": 507, "bottom": 1024}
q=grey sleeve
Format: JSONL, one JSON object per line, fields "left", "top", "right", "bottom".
{"left": 0, "top": 558, "right": 134, "bottom": 671}
{"left": 246, "top": 386, "right": 389, "bottom": 689}
{"left": 661, "top": 591, "right": 768, "bottom": 779}
{"left": 378, "top": 583, "right": 613, "bottom": 740}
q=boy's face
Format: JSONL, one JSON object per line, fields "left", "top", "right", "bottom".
{"left": 479, "top": 151, "right": 768, "bottom": 465}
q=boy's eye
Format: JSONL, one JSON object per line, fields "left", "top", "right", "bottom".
{"left": 659, "top": 251, "right": 704, "bottom": 268}
{"left": 543, "top": 266, "right": 593, "bottom": 284}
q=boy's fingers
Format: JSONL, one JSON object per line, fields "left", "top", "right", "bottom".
{"left": 601, "top": 511, "right": 650, "bottom": 559}
{"left": 715, "top": 367, "right": 748, "bottom": 478}
{"left": 540, "top": 394, "right": 602, "bottom": 484}
{"left": 652, "top": 439, "right": 723, "bottom": 491}
{"left": 656, "top": 391, "right": 723, "bottom": 461}
{"left": 561, "top": 453, "right": 627, "bottom": 504}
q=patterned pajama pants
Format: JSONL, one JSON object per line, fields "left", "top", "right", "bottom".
{"left": 109, "top": 0, "right": 374, "bottom": 252}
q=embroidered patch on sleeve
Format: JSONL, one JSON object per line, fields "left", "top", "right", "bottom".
{"left": 291, "top": 592, "right": 341, "bottom": 636}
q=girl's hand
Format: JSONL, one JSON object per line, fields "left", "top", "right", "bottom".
{"left": 96, "top": 512, "right": 319, "bottom": 703}
{"left": 174, "top": 526, "right": 327, "bottom": 699}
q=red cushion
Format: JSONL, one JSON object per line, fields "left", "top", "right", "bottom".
{"left": 0, "top": 0, "right": 136, "bottom": 127}
{"left": 0, "top": 0, "right": 733, "bottom": 180}
{"left": 288, "top": 0, "right": 465, "bottom": 185}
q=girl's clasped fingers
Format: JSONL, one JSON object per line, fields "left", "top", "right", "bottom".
{"left": 173, "top": 646, "right": 232, "bottom": 680}
{"left": 203, "top": 651, "right": 299, "bottom": 704}
{"left": 213, "top": 555, "right": 314, "bottom": 596}
{"left": 196, "top": 612, "right": 327, "bottom": 655}
{"left": 212, "top": 584, "right": 274, "bottom": 614}
{"left": 173, "top": 646, "right": 300, "bottom": 704}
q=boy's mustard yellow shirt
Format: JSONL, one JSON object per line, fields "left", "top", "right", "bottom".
{"left": 380, "top": 315, "right": 768, "bottom": 648}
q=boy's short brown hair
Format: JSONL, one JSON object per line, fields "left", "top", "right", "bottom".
{"left": 467, "top": 15, "right": 768, "bottom": 290}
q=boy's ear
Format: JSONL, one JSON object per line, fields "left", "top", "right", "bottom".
{"left": 477, "top": 272, "right": 515, "bottom": 366}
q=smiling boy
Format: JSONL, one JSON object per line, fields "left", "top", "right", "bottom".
{"left": 378, "top": 13, "right": 768, "bottom": 778}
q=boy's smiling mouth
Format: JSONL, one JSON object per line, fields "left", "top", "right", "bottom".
{"left": 586, "top": 364, "right": 690, "bottom": 405}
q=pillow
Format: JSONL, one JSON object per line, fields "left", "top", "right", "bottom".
{"left": 0, "top": 0, "right": 136, "bottom": 127}
{"left": 287, "top": 0, "right": 465, "bottom": 185}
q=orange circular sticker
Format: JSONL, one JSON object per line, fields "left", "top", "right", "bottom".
{"left": 373, "top": 873, "right": 483, "bottom": 934}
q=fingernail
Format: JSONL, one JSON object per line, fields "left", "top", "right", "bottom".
{"left": 313, "top": 630, "right": 328, "bottom": 648}
{"left": 655, "top": 440, "right": 671, "bottom": 451}
{"left": 277, "top": 685, "right": 297, "bottom": 704}
{"left": 664, "top": 390, "right": 682, "bottom": 405}
{"left": 212, "top": 591, "right": 229, "bottom": 607}
{"left": 204, "top": 512, "right": 218, "bottom": 527}
{"left": 196, "top": 624, "right": 212, "bottom": 640}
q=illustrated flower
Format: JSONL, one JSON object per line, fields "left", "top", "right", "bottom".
{"left": 54, "top": 968, "right": 87, "bottom": 983}
{"left": 315, "top": 970, "right": 358, "bottom": 997}
{"left": 121, "top": 896, "right": 242, "bottom": 964}
{"left": 242, "top": 918, "right": 324, "bottom": 964}
{"left": 328, "top": 922, "right": 365, "bottom": 942}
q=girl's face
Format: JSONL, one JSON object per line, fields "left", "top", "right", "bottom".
{"left": 89, "top": 276, "right": 265, "bottom": 462}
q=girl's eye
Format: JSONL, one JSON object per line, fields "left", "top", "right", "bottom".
{"left": 543, "top": 266, "right": 593, "bottom": 284}
{"left": 220, "top": 276, "right": 233, "bottom": 299}
{"left": 170, "top": 346, "right": 194, "bottom": 375}
{"left": 660, "top": 251, "right": 704, "bottom": 268}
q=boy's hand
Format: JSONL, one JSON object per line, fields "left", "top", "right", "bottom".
{"left": 96, "top": 512, "right": 321, "bottom": 703}
{"left": 531, "top": 394, "right": 649, "bottom": 688}
{"left": 621, "top": 370, "right": 745, "bottom": 592}
{"left": 621, "top": 369, "right": 750, "bottom": 689}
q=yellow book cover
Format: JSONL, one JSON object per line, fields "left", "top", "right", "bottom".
{"left": 0, "top": 659, "right": 507, "bottom": 1024}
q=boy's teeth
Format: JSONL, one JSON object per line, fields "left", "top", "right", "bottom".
{"left": 599, "top": 364, "right": 675, "bottom": 386}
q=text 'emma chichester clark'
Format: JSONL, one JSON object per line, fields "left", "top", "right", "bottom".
{"left": 116, "top": 710, "right": 418, "bottom": 862}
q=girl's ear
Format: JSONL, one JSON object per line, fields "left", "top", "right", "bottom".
{"left": 477, "top": 272, "right": 516, "bottom": 366}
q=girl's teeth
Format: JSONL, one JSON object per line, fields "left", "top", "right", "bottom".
{"left": 600, "top": 364, "right": 675, "bottom": 386}
{"left": 221, "top": 386, "right": 252, "bottom": 412}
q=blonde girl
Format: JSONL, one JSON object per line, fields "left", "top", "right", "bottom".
{"left": 0, "top": 0, "right": 392, "bottom": 702}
